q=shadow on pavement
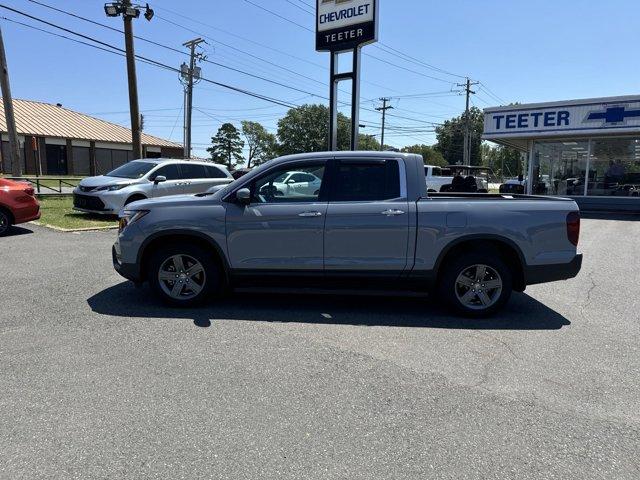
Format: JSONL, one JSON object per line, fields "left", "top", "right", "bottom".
{"left": 3, "top": 226, "right": 34, "bottom": 237}
{"left": 88, "top": 282, "right": 571, "bottom": 331}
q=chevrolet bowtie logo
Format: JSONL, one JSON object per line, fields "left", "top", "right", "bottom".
{"left": 586, "top": 106, "right": 640, "bottom": 125}
{"left": 322, "top": 0, "right": 353, "bottom": 4}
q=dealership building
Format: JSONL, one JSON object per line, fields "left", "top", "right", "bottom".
{"left": 483, "top": 95, "right": 640, "bottom": 211}
{"left": 0, "top": 99, "right": 182, "bottom": 176}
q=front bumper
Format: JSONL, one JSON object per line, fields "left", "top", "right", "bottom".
{"left": 524, "top": 254, "right": 583, "bottom": 286}
{"left": 112, "top": 244, "right": 142, "bottom": 283}
{"left": 73, "top": 192, "right": 120, "bottom": 214}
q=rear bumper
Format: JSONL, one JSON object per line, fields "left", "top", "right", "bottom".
{"left": 112, "top": 245, "right": 142, "bottom": 283}
{"left": 524, "top": 254, "right": 583, "bottom": 286}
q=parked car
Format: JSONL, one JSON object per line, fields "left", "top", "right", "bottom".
{"left": 0, "top": 178, "right": 41, "bottom": 236}
{"left": 424, "top": 165, "right": 453, "bottom": 192}
{"left": 112, "top": 152, "right": 582, "bottom": 316}
{"left": 73, "top": 159, "right": 233, "bottom": 215}
{"left": 264, "top": 170, "right": 323, "bottom": 197}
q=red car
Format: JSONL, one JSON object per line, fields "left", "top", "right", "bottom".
{"left": 0, "top": 178, "right": 41, "bottom": 236}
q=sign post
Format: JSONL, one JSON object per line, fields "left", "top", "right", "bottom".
{"left": 316, "top": 0, "right": 378, "bottom": 151}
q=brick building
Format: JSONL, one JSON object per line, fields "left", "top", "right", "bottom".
{"left": 0, "top": 99, "right": 182, "bottom": 176}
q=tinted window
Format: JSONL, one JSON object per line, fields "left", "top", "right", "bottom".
{"left": 153, "top": 164, "right": 180, "bottom": 180}
{"left": 106, "top": 160, "right": 156, "bottom": 179}
{"left": 251, "top": 164, "right": 325, "bottom": 203}
{"left": 205, "top": 165, "right": 227, "bottom": 178}
{"left": 331, "top": 161, "right": 400, "bottom": 202}
{"left": 181, "top": 164, "right": 208, "bottom": 179}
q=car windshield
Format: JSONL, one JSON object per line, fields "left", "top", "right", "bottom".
{"left": 105, "top": 161, "right": 156, "bottom": 179}
{"left": 273, "top": 173, "right": 289, "bottom": 183}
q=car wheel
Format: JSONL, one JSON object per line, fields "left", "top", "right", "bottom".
{"left": 148, "top": 244, "right": 221, "bottom": 307}
{"left": 438, "top": 251, "right": 512, "bottom": 317}
{"left": 0, "top": 208, "right": 12, "bottom": 236}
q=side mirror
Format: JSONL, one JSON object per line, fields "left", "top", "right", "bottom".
{"left": 286, "top": 179, "right": 296, "bottom": 184}
{"left": 235, "top": 188, "right": 251, "bottom": 205}
{"left": 153, "top": 175, "right": 167, "bottom": 184}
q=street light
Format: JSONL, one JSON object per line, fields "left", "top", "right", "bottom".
{"left": 103, "top": 3, "right": 121, "bottom": 17}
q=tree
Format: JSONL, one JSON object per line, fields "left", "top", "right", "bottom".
{"left": 276, "top": 104, "right": 350, "bottom": 155}
{"left": 401, "top": 144, "right": 447, "bottom": 166}
{"left": 358, "top": 134, "right": 381, "bottom": 151}
{"left": 481, "top": 143, "right": 522, "bottom": 178}
{"left": 435, "top": 107, "right": 484, "bottom": 166}
{"left": 208, "top": 123, "right": 245, "bottom": 170}
{"left": 241, "top": 121, "right": 276, "bottom": 168}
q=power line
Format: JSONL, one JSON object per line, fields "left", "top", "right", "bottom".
{"left": 0, "top": 5, "right": 301, "bottom": 109}
{"left": 25, "top": 0, "right": 330, "bottom": 101}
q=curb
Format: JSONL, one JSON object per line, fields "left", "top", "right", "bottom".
{"left": 29, "top": 221, "right": 118, "bottom": 233}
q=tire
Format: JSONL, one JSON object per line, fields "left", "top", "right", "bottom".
{"left": 124, "top": 194, "right": 147, "bottom": 206}
{"left": 148, "top": 244, "right": 222, "bottom": 307}
{"left": 438, "top": 251, "right": 513, "bottom": 317}
{"left": 0, "top": 208, "right": 12, "bottom": 237}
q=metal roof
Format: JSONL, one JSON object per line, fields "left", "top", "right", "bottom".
{"left": 0, "top": 98, "right": 181, "bottom": 148}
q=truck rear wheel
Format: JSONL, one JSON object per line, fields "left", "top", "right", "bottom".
{"left": 148, "top": 244, "right": 221, "bottom": 307}
{"left": 439, "top": 252, "right": 512, "bottom": 317}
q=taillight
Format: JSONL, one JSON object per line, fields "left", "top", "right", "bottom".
{"left": 24, "top": 187, "right": 35, "bottom": 196}
{"left": 567, "top": 211, "right": 580, "bottom": 246}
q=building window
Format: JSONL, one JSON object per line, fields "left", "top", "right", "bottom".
{"left": 531, "top": 140, "right": 589, "bottom": 195}
{"left": 587, "top": 137, "right": 640, "bottom": 197}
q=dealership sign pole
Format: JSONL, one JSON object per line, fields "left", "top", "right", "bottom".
{"left": 317, "top": 0, "right": 379, "bottom": 151}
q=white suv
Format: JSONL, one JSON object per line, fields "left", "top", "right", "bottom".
{"left": 73, "top": 159, "right": 233, "bottom": 215}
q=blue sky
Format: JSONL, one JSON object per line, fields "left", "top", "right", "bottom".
{"left": 1, "top": 0, "right": 639, "bottom": 158}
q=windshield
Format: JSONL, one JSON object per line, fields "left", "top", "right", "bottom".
{"left": 106, "top": 161, "right": 156, "bottom": 179}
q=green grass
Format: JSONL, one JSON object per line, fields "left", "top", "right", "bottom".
{"left": 37, "top": 196, "right": 117, "bottom": 230}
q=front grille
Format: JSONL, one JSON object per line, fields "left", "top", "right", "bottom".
{"left": 73, "top": 194, "right": 106, "bottom": 211}
{"left": 80, "top": 185, "right": 97, "bottom": 192}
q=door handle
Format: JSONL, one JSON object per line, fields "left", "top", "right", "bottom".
{"left": 381, "top": 209, "right": 406, "bottom": 216}
{"left": 298, "top": 211, "right": 323, "bottom": 217}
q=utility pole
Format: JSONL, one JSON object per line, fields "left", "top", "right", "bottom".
{"left": 457, "top": 77, "right": 478, "bottom": 166}
{"left": 122, "top": 0, "right": 142, "bottom": 159}
{"left": 376, "top": 98, "right": 393, "bottom": 152}
{"left": 104, "top": 1, "right": 154, "bottom": 160}
{"left": 0, "top": 26, "right": 21, "bottom": 176}
{"left": 180, "top": 38, "right": 205, "bottom": 159}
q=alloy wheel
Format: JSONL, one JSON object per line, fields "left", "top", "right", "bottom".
{"left": 158, "top": 254, "right": 206, "bottom": 300}
{"left": 454, "top": 264, "right": 503, "bottom": 310}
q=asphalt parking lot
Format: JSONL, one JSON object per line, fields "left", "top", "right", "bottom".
{"left": 1, "top": 217, "right": 639, "bottom": 479}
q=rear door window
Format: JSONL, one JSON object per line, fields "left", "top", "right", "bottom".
{"left": 180, "top": 164, "right": 208, "bottom": 179}
{"left": 330, "top": 160, "right": 401, "bottom": 202}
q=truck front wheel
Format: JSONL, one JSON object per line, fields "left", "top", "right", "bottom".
{"left": 439, "top": 252, "right": 513, "bottom": 317}
{"left": 148, "top": 244, "right": 221, "bottom": 307}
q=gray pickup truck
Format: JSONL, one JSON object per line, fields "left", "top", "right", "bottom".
{"left": 113, "top": 151, "right": 582, "bottom": 316}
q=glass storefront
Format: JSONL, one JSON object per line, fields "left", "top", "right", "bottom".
{"left": 531, "top": 136, "right": 640, "bottom": 198}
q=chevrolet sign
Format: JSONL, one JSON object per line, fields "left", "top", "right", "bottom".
{"left": 316, "top": 0, "right": 378, "bottom": 52}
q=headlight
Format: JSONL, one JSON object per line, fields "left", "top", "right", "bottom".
{"left": 118, "top": 209, "right": 149, "bottom": 233}
{"left": 97, "top": 184, "right": 130, "bottom": 192}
